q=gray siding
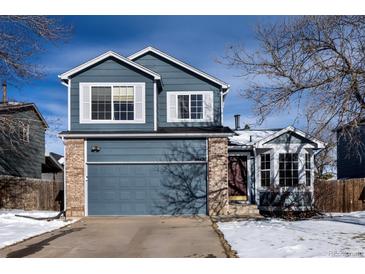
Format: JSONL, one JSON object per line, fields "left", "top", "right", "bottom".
{"left": 87, "top": 139, "right": 206, "bottom": 162}
{"left": 133, "top": 52, "right": 222, "bottom": 128}
{"left": 337, "top": 126, "right": 365, "bottom": 179}
{"left": 0, "top": 109, "right": 45, "bottom": 178}
{"left": 70, "top": 57, "right": 155, "bottom": 131}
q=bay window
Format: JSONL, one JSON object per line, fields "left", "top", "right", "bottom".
{"left": 279, "top": 153, "right": 299, "bottom": 187}
{"left": 305, "top": 153, "right": 311, "bottom": 186}
{"left": 260, "top": 153, "right": 271, "bottom": 187}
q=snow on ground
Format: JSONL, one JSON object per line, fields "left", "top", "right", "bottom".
{"left": 0, "top": 210, "right": 76, "bottom": 249}
{"left": 218, "top": 211, "right": 365, "bottom": 258}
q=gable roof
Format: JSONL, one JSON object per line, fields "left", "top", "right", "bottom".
{"left": 128, "top": 46, "right": 230, "bottom": 90}
{"left": 59, "top": 51, "right": 161, "bottom": 82}
{"left": 0, "top": 102, "right": 48, "bottom": 128}
{"left": 230, "top": 126, "right": 325, "bottom": 149}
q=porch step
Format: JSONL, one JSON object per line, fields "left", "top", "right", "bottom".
{"left": 228, "top": 204, "right": 261, "bottom": 217}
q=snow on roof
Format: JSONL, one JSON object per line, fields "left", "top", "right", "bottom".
{"left": 229, "top": 129, "right": 282, "bottom": 146}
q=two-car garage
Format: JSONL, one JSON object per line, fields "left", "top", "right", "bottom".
{"left": 86, "top": 139, "right": 208, "bottom": 216}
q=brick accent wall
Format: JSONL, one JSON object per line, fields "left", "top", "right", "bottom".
{"left": 64, "top": 138, "right": 85, "bottom": 217}
{"left": 207, "top": 137, "right": 228, "bottom": 215}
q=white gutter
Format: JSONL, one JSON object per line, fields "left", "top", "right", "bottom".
{"left": 59, "top": 132, "right": 234, "bottom": 138}
{"left": 221, "top": 87, "right": 230, "bottom": 126}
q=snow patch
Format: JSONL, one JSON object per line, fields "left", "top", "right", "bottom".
{"left": 0, "top": 209, "right": 76, "bottom": 249}
{"left": 218, "top": 212, "right": 365, "bottom": 258}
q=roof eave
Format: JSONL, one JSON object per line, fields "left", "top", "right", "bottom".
{"left": 58, "top": 51, "right": 161, "bottom": 81}
{"left": 128, "top": 46, "right": 229, "bottom": 90}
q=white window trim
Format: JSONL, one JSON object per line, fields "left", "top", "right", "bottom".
{"left": 168, "top": 91, "right": 213, "bottom": 122}
{"left": 259, "top": 153, "right": 271, "bottom": 188}
{"left": 80, "top": 82, "right": 145, "bottom": 124}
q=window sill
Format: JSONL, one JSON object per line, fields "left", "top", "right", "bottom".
{"left": 167, "top": 119, "right": 211, "bottom": 123}
{"left": 80, "top": 120, "right": 146, "bottom": 124}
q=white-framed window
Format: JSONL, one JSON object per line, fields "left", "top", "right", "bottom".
{"left": 305, "top": 153, "right": 311, "bottom": 186}
{"left": 279, "top": 153, "right": 299, "bottom": 187}
{"left": 167, "top": 91, "right": 213, "bottom": 122}
{"left": 260, "top": 153, "right": 271, "bottom": 187}
{"left": 19, "top": 123, "right": 30, "bottom": 143}
{"left": 79, "top": 83, "right": 145, "bottom": 124}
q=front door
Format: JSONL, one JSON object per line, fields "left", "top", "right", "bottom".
{"left": 228, "top": 156, "right": 248, "bottom": 203}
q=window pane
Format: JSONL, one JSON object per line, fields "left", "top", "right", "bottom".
{"left": 306, "top": 171, "right": 311, "bottom": 186}
{"left": 279, "top": 153, "right": 299, "bottom": 187}
{"left": 178, "top": 95, "right": 190, "bottom": 119}
{"left": 114, "top": 86, "right": 134, "bottom": 120}
{"left": 190, "top": 93, "right": 203, "bottom": 120}
{"left": 91, "top": 87, "right": 112, "bottom": 120}
{"left": 261, "top": 154, "right": 271, "bottom": 187}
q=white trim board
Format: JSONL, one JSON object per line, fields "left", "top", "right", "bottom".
{"left": 59, "top": 132, "right": 234, "bottom": 138}
{"left": 256, "top": 126, "right": 326, "bottom": 149}
{"left": 86, "top": 161, "right": 207, "bottom": 165}
{"left": 128, "top": 46, "right": 230, "bottom": 90}
{"left": 59, "top": 50, "right": 161, "bottom": 81}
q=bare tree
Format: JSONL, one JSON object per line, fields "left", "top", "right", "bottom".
{"left": 0, "top": 16, "right": 71, "bottom": 175}
{"left": 0, "top": 16, "right": 71, "bottom": 83}
{"left": 224, "top": 16, "right": 365, "bottom": 170}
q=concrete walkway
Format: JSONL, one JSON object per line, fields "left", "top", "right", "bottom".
{"left": 0, "top": 216, "right": 226, "bottom": 258}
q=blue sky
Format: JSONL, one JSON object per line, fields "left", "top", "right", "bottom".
{"left": 9, "top": 16, "right": 301, "bottom": 155}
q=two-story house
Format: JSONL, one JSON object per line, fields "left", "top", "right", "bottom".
{"left": 0, "top": 101, "right": 48, "bottom": 179}
{"left": 59, "top": 47, "right": 234, "bottom": 217}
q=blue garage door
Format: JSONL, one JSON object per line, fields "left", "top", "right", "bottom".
{"left": 87, "top": 139, "right": 207, "bottom": 215}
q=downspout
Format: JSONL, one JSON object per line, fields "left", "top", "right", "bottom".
{"left": 60, "top": 79, "right": 71, "bottom": 131}
{"left": 60, "top": 79, "right": 69, "bottom": 215}
{"left": 61, "top": 136, "right": 67, "bottom": 213}
{"left": 221, "top": 87, "right": 230, "bottom": 125}
{"left": 252, "top": 147, "right": 257, "bottom": 205}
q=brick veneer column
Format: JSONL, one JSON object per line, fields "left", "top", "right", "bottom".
{"left": 207, "top": 137, "right": 228, "bottom": 215}
{"left": 64, "top": 138, "right": 85, "bottom": 217}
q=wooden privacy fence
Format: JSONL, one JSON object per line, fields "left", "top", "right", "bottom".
{"left": 0, "top": 175, "right": 63, "bottom": 211}
{"left": 314, "top": 178, "right": 365, "bottom": 212}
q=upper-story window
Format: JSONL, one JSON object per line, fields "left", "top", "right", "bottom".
{"left": 80, "top": 82, "right": 145, "bottom": 124}
{"left": 177, "top": 94, "right": 203, "bottom": 120}
{"left": 113, "top": 86, "right": 134, "bottom": 121}
{"left": 91, "top": 86, "right": 135, "bottom": 121}
{"left": 19, "top": 123, "right": 30, "bottom": 143}
{"left": 91, "top": 87, "right": 112, "bottom": 120}
{"left": 167, "top": 91, "right": 213, "bottom": 122}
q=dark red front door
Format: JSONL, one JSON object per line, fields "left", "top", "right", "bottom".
{"left": 228, "top": 156, "right": 248, "bottom": 202}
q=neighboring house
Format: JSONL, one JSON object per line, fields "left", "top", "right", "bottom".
{"left": 59, "top": 46, "right": 234, "bottom": 217}
{"left": 0, "top": 102, "right": 48, "bottom": 179}
{"left": 228, "top": 116, "right": 325, "bottom": 211}
{"left": 42, "top": 152, "right": 64, "bottom": 182}
{"left": 336, "top": 121, "right": 365, "bottom": 179}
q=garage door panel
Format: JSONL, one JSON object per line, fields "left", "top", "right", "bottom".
{"left": 88, "top": 163, "right": 207, "bottom": 215}
{"left": 87, "top": 139, "right": 206, "bottom": 162}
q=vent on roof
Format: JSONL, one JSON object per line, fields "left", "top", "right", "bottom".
{"left": 2, "top": 80, "right": 7, "bottom": 104}
{"left": 234, "top": 114, "right": 241, "bottom": 130}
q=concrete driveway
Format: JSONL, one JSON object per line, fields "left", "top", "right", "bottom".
{"left": 0, "top": 216, "right": 226, "bottom": 258}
